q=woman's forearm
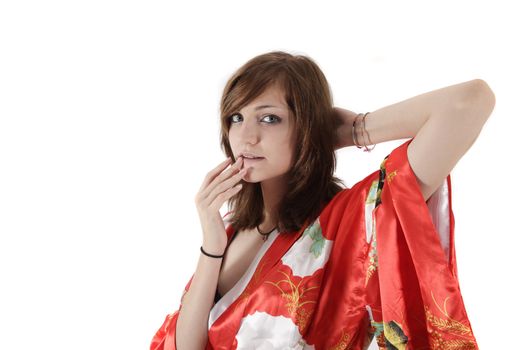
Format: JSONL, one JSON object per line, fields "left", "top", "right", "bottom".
{"left": 353, "top": 79, "right": 488, "bottom": 146}
{"left": 176, "top": 251, "right": 223, "bottom": 349}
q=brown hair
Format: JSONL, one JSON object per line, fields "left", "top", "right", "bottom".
{"left": 219, "top": 50, "right": 346, "bottom": 234}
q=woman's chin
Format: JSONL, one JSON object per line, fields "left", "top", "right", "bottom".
{"left": 242, "top": 174, "right": 257, "bottom": 183}
{"left": 241, "top": 171, "right": 261, "bottom": 183}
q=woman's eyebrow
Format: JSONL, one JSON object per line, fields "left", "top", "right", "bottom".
{"left": 236, "top": 104, "right": 286, "bottom": 115}
{"left": 254, "top": 104, "right": 280, "bottom": 111}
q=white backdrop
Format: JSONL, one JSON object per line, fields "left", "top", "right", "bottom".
{"left": 0, "top": 1, "right": 521, "bottom": 349}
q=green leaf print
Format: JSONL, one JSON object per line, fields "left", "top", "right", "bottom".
{"left": 305, "top": 219, "right": 326, "bottom": 258}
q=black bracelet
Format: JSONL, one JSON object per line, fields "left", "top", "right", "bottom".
{"left": 200, "top": 246, "right": 225, "bottom": 259}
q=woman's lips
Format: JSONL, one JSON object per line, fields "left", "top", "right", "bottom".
{"left": 241, "top": 156, "right": 264, "bottom": 164}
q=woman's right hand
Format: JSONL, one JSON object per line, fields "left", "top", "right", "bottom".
{"left": 194, "top": 156, "right": 247, "bottom": 255}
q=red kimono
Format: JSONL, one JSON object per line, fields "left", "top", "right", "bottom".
{"left": 151, "top": 138, "right": 479, "bottom": 349}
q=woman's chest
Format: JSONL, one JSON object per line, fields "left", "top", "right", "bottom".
{"left": 217, "top": 230, "right": 265, "bottom": 298}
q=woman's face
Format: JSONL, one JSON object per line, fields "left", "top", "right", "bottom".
{"left": 228, "top": 84, "right": 295, "bottom": 183}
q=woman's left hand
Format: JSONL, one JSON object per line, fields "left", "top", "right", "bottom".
{"left": 333, "top": 107, "right": 358, "bottom": 150}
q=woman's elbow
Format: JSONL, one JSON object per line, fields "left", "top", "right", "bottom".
{"left": 455, "top": 79, "right": 496, "bottom": 119}
{"left": 466, "top": 79, "right": 496, "bottom": 112}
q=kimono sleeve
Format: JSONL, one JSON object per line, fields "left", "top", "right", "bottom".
{"left": 149, "top": 276, "right": 191, "bottom": 350}
{"left": 149, "top": 211, "right": 234, "bottom": 350}
{"left": 365, "top": 138, "right": 479, "bottom": 349}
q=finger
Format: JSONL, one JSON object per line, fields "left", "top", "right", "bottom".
{"left": 202, "top": 157, "right": 242, "bottom": 199}
{"left": 210, "top": 183, "right": 243, "bottom": 211}
{"left": 202, "top": 157, "right": 243, "bottom": 198}
{"left": 198, "top": 158, "right": 233, "bottom": 192}
{"left": 206, "top": 167, "right": 247, "bottom": 204}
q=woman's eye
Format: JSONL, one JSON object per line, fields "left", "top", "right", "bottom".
{"left": 229, "top": 114, "right": 280, "bottom": 124}
{"left": 261, "top": 114, "right": 280, "bottom": 123}
{"left": 230, "top": 114, "right": 242, "bottom": 123}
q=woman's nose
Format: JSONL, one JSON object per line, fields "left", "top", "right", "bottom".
{"left": 239, "top": 122, "right": 258, "bottom": 144}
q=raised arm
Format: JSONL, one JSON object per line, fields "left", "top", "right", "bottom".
{"left": 335, "top": 79, "right": 496, "bottom": 201}
{"left": 175, "top": 157, "right": 246, "bottom": 349}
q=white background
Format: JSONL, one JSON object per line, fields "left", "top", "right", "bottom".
{"left": 0, "top": 1, "right": 522, "bottom": 349}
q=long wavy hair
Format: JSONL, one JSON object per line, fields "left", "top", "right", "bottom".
{"left": 219, "top": 51, "right": 346, "bottom": 234}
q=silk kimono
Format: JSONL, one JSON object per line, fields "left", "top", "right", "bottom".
{"left": 150, "top": 138, "right": 479, "bottom": 349}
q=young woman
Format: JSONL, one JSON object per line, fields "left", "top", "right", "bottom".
{"left": 151, "top": 51, "right": 495, "bottom": 349}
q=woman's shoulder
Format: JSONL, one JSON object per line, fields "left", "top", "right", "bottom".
{"left": 329, "top": 139, "right": 414, "bottom": 210}
{"left": 328, "top": 171, "right": 381, "bottom": 208}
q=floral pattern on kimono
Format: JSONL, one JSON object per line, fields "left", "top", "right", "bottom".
{"left": 150, "top": 138, "right": 479, "bottom": 350}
